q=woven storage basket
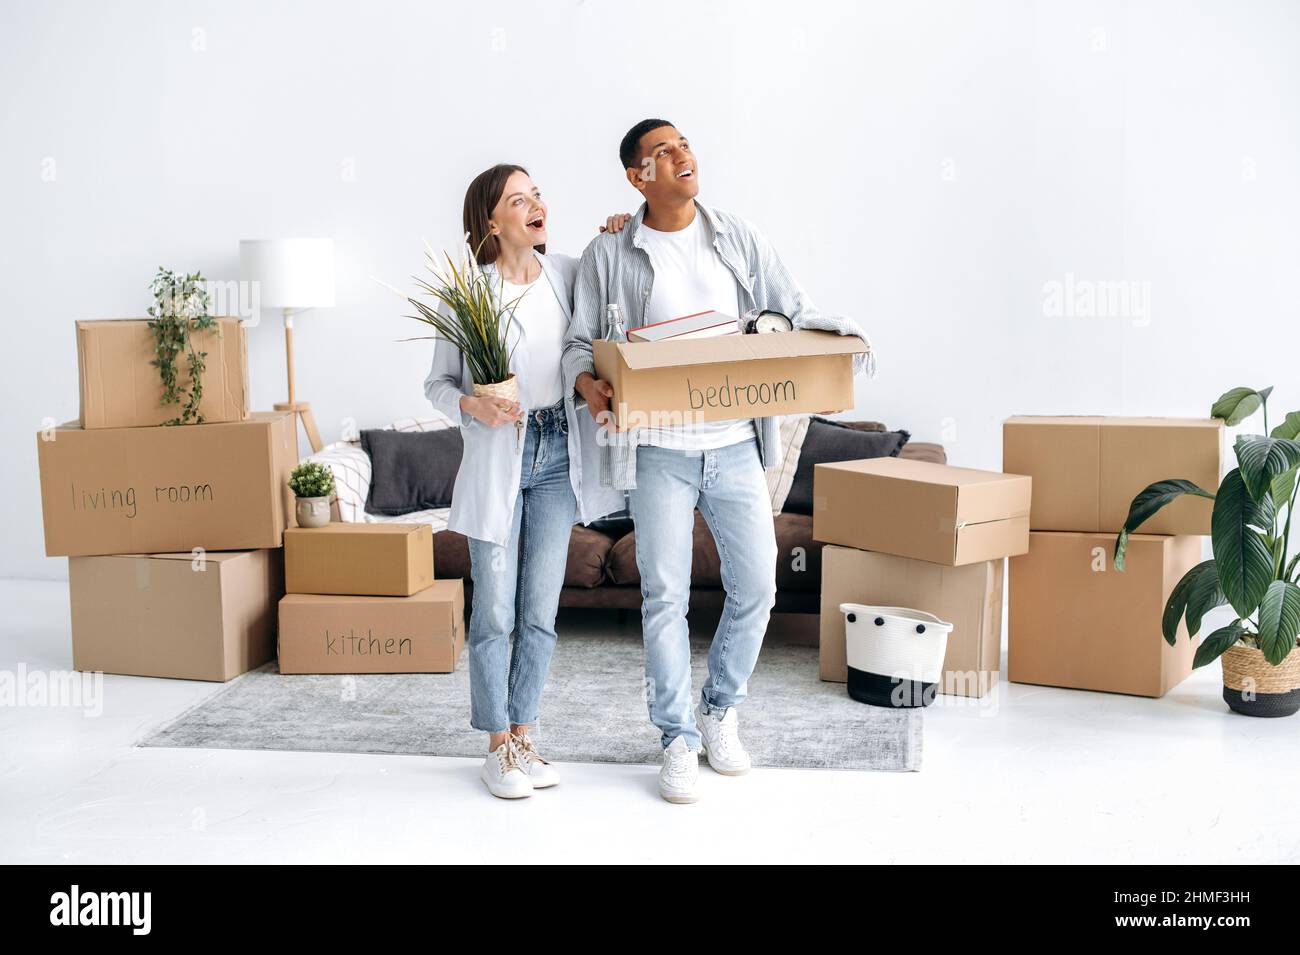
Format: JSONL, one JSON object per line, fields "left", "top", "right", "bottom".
{"left": 1222, "top": 643, "right": 1300, "bottom": 717}
{"left": 1222, "top": 643, "right": 1300, "bottom": 694}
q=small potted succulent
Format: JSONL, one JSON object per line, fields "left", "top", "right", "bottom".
{"left": 1114, "top": 386, "right": 1300, "bottom": 717}
{"left": 288, "top": 461, "right": 336, "bottom": 528}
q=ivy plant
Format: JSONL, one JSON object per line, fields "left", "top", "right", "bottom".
{"left": 146, "top": 267, "right": 216, "bottom": 425}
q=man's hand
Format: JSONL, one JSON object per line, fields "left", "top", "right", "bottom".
{"left": 460, "top": 394, "right": 522, "bottom": 427}
{"left": 576, "top": 372, "right": 620, "bottom": 430}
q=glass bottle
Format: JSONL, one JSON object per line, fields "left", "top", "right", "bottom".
{"left": 604, "top": 303, "right": 627, "bottom": 342}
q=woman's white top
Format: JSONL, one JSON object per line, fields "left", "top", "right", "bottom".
{"left": 501, "top": 275, "right": 566, "bottom": 409}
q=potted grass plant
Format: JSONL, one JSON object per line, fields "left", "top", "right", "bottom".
{"left": 393, "top": 238, "right": 525, "bottom": 448}
{"left": 289, "top": 461, "right": 336, "bottom": 528}
{"left": 1114, "top": 386, "right": 1300, "bottom": 717}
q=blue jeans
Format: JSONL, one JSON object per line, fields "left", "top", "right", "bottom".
{"left": 628, "top": 438, "right": 778, "bottom": 750}
{"left": 466, "top": 404, "right": 576, "bottom": 733}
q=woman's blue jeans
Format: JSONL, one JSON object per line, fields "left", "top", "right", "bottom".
{"left": 466, "top": 404, "right": 576, "bottom": 733}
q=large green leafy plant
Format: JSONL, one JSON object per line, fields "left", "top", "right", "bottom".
{"left": 1114, "top": 386, "right": 1300, "bottom": 669}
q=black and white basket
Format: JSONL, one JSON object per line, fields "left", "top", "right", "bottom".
{"left": 839, "top": 604, "right": 954, "bottom": 708}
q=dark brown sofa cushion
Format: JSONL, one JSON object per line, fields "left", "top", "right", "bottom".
{"left": 433, "top": 525, "right": 614, "bottom": 589}
{"left": 899, "top": 441, "right": 945, "bottom": 464}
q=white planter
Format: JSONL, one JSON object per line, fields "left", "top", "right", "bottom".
{"left": 839, "top": 603, "right": 954, "bottom": 708}
{"left": 295, "top": 496, "right": 331, "bottom": 528}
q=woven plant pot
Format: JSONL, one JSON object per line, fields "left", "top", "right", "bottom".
{"left": 473, "top": 374, "right": 523, "bottom": 447}
{"left": 1221, "top": 643, "right": 1300, "bottom": 718}
{"left": 472, "top": 374, "right": 519, "bottom": 403}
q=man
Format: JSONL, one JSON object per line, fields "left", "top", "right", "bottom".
{"left": 562, "top": 119, "right": 874, "bottom": 804}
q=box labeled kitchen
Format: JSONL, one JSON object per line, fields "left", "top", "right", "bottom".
{"left": 68, "top": 549, "right": 282, "bottom": 681}
{"left": 813, "top": 457, "right": 1031, "bottom": 565}
{"left": 37, "top": 412, "right": 297, "bottom": 557}
{"left": 819, "top": 544, "right": 1003, "bottom": 697}
{"left": 1002, "top": 416, "right": 1222, "bottom": 534}
{"left": 277, "top": 579, "right": 464, "bottom": 674}
{"left": 593, "top": 329, "right": 864, "bottom": 429}
{"left": 285, "top": 523, "right": 433, "bottom": 596}
{"left": 77, "top": 318, "right": 250, "bottom": 430}
{"left": 1008, "top": 530, "right": 1201, "bottom": 697}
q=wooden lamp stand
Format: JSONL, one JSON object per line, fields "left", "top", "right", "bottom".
{"left": 272, "top": 309, "right": 323, "bottom": 453}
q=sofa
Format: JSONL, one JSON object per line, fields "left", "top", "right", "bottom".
{"left": 306, "top": 415, "right": 944, "bottom": 614}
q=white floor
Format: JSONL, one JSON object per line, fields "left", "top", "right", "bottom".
{"left": 2, "top": 578, "right": 1297, "bottom": 865}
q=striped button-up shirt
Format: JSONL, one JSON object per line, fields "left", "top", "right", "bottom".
{"left": 561, "top": 200, "right": 877, "bottom": 490}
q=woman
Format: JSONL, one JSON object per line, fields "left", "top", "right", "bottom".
{"left": 424, "top": 164, "right": 626, "bottom": 799}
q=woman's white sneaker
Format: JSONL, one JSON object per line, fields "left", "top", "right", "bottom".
{"left": 659, "top": 735, "right": 700, "bottom": 804}
{"left": 511, "top": 732, "right": 560, "bottom": 789}
{"left": 696, "top": 703, "right": 752, "bottom": 775}
{"left": 481, "top": 740, "right": 533, "bottom": 799}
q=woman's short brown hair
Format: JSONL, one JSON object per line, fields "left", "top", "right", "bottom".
{"left": 463, "top": 163, "right": 545, "bottom": 265}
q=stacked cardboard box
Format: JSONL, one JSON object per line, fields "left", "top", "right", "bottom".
{"left": 1003, "top": 416, "right": 1224, "bottom": 697}
{"left": 813, "top": 458, "right": 1032, "bottom": 698}
{"left": 278, "top": 523, "right": 465, "bottom": 674}
{"left": 40, "top": 317, "right": 296, "bottom": 681}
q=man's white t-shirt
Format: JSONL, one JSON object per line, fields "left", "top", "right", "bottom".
{"left": 635, "top": 214, "right": 756, "bottom": 450}
{"left": 502, "top": 275, "right": 566, "bottom": 408}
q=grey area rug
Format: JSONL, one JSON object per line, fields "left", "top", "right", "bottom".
{"left": 140, "top": 633, "right": 922, "bottom": 771}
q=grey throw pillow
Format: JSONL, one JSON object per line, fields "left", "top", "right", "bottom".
{"left": 783, "top": 417, "right": 909, "bottom": 515}
{"left": 362, "top": 428, "right": 464, "bottom": 516}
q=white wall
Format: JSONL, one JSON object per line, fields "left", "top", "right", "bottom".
{"left": 2, "top": 0, "right": 1297, "bottom": 579}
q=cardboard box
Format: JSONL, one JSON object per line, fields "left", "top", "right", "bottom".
{"left": 277, "top": 580, "right": 465, "bottom": 674}
{"left": 37, "top": 412, "right": 297, "bottom": 557}
{"left": 1002, "top": 416, "right": 1223, "bottom": 534}
{"left": 593, "top": 329, "right": 865, "bottom": 429}
{"left": 813, "top": 457, "right": 1032, "bottom": 565}
{"left": 1008, "top": 531, "right": 1201, "bottom": 697}
{"left": 77, "top": 318, "right": 250, "bottom": 429}
{"left": 819, "top": 545, "right": 1003, "bottom": 697}
{"left": 284, "top": 523, "right": 434, "bottom": 596}
{"left": 68, "top": 549, "right": 282, "bottom": 681}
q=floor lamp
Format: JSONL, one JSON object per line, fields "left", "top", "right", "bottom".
{"left": 239, "top": 238, "right": 335, "bottom": 454}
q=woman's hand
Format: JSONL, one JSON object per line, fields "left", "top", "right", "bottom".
{"left": 460, "top": 394, "right": 522, "bottom": 427}
{"left": 600, "top": 213, "right": 632, "bottom": 234}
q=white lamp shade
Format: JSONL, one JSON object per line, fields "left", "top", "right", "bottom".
{"left": 239, "top": 238, "right": 336, "bottom": 309}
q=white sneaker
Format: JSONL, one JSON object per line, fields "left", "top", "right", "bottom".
{"left": 659, "top": 735, "right": 700, "bottom": 804}
{"left": 511, "top": 732, "right": 560, "bottom": 789}
{"left": 480, "top": 740, "right": 533, "bottom": 799}
{"left": 696, "top": 703, "right": 752, "bottom": 775}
